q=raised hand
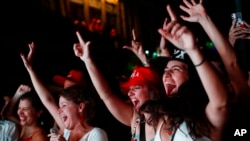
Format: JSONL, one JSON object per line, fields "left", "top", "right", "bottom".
{"left": 15, "top": 84, "right": 31, "bottom": 95}
{"left": 73, "top": 31, "right": 91, "bottom": 62}
{"left": 228, "top": 19, "right": 246, "bottom": 46}
{"left": 158, "top": 5, "right": 196, "bottom": 51}
{"left": 20, "top": 42, "right": 35, "bottom": 71}
{"left": 123, "top": 29, "right": 148, "bottom": 65}
{"left": 179, "top": 0, "right": 207, "bottom": 23}
{"left": 241, "top": 20, "right": 250, "bottom": 40}
{"left": 159, "top": 18, "right": 171, "bottom": 57}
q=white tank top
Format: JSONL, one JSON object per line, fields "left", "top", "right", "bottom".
{"left": 154, "top": 121, "right": 212, "bottom": 141}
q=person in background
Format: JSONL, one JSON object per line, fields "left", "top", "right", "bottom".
{"left": 0, "top": 95, "right": 19, "bottom": 141}
{"left": 228, "top": 13, "right": 250, "bottom": 78}
{"left": 1, "top": 95, "right": 11, "bottom": 119}
{"left": 20, "top": 42, "right": 108, "bottom": 141}
{"left": 53, "top": 69, "right": 88, "bottom": 89}
{"left": 228, "top": 19, "right": 250, "bottom": 48}
{"left": 6, "top": 84, "right": 49, "bottom": 141}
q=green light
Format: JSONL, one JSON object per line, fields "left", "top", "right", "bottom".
{"left": 152, "top": 52, "right": 157, "bottom": 59}
{"left": 206, "top": 41, "right": 214, "bottom": 47}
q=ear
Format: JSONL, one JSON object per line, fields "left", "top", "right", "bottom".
{"left": 78, "top": 103, "right": 85, "bottom": 113}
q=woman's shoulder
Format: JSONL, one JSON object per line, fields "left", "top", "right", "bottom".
{"left": 172, "top": 121, "right": 211, "bottom": 141}
{"left": 32, "top": 128, "right": 48, "bottom": 141}
{"left": 86, "top": 127, "right": 108, "bottom": 141}
{"left": 89, "top": 127, "right": 107, "bottom": 134}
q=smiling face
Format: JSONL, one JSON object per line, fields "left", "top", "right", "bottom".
{"left": 58, "top": 96, "right": 83, "bottom": 130}
{"left": 17, "top": 99, "right": 40, "bottom": 126}
{"left": 127, "top": 85, "right": 151, "bottom": 111}
{"left": 162, "top": 60, "right": 189, "bottom": 97}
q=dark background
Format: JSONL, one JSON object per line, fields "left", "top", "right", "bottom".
{"left": 0, "top": 0, "right": 250, "bottom": 140}
{"left": 1, "top": 0, "right": 250, "bottom": 92}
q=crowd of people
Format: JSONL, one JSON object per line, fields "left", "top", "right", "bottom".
{"left": 1, "top": 0, "right": 250, "bottom": 141}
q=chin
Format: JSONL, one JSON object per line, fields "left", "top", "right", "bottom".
{"left": 166, "top": 92, "right": 177, "bottom": 97}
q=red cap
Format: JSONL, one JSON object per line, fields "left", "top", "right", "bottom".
{"left": 53, "top": 70, "right": 85, "bottom": 86}
{"left": 121, "top": 67, "right": 160, "bottom": 92}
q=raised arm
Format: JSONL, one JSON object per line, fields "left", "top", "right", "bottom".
{"left": 123, "top": 29, "right": 150, "bottom": 66}
{"left": 73, "top": 31, "right": 134, "bottom": 126}
{"left": 179, "top": 0, "right": 250, "bottom": 103}
{"left": 20, "top": 42, "right": 65, "bottom": 132}
{"left": 6, "top": 84, "right": 31, "bottom": 124}
{"left": 158, "top": 5, "right": 229, "bottom": 139}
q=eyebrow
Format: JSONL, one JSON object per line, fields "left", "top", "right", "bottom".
{"left": 165, "top": 65, "right": 183, "bottom": 69}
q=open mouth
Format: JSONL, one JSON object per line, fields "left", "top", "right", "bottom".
{"left": 131, "top": 98, "right": 139, "bottom": 109}
{"left": 61, "top": 115, "right": 67, "bottom": 122}
{"left": 165, "top": 83, "right": 176, "bottom": 95}
{"left": 19, "top": 116, "right": 26, "bottom": 121}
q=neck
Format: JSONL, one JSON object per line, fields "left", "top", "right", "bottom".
{"left": 69, "top": 121, "right": 93, "bottom": 141}
{"left": 21, "top": 123, "right": 41, "bottom": 138}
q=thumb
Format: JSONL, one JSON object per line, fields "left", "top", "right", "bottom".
{"left": 180, "top": 15, "right": 191, "bottom": 22}
{"left": 20, "top": 53, "right": 26, "bottom": 62}
{"left": 123, "top": 45, "right": 132, "bottom": 50}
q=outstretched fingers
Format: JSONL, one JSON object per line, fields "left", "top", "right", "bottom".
{"left": 242, "top": 20, "right": 250, "bottom": 28}
{"left": 27, "top": 42, "right": 35, "bottom": 62}
{"left": 76, "top": 31, "right": 85, "bottom": 45}
{"left": 230, "top": 19, "right": 237, "bottom": 31}
{"left": 132, "top": 29, "right": 136, "bottom": 41}
{"left": 183, "top": 0, "right": 193, "bottom": 8}
{"left": 166, "top": 5, "right": 177, "bottom": 21}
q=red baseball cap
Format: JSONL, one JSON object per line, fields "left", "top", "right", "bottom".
{"left": 121, "top": 67, "right": 161, "bottom": 92}
{"left": 53, "top": 70, "right": 85, "bottom": 87}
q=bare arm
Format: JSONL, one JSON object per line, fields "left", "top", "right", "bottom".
{"left": 20, "top": 42, "right": 65, "bottom": 132}
{"left": 159, "top": 4, "right": 229, "bottom": 139}
{"left": 180, "top": 0, "right": 250, "bottom": 104}
{"left": 73, "top": 32, "right": 134, "bottom": 126}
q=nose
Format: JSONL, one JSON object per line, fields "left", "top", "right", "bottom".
{"left": 57, "top": 108, "right": 62, "bottom": 114}
{"left": 163, "top": 70, "right": 171, "bottom": 78}
{"left": 17, "top": 108, "right": 23, "bottom": 115}
{"left": 127, "top": 89, "right": 134, "bottom": 97}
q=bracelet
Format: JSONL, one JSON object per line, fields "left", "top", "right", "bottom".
{"left": 194, "top": 58, "right": 205, "bottom": 67}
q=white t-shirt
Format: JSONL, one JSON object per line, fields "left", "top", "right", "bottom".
{"left": 63, "top": 127, "right": 108, "bottom": 141}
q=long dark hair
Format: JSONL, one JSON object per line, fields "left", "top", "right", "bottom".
{"left": 139, "top": 97, "right": 184, "bottom": 132}
{"left": 169, "top": 49, "right": 213, "bottom": 137}
{"left": 140, "top": 52, "right": 213, "bottom": 138}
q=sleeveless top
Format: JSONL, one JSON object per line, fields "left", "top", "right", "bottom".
{"left": 154, "top": 121, "right": 212, "bottom": 141}
{"left": 20, "top": 128, "right": 46, "bottom": 141}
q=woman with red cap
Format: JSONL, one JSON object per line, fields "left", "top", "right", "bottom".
{"left": 122, "top": 3, "right": 230, "bottom": 141}
{"left": 73, "top": 30, "right": 165, "bottom": 141}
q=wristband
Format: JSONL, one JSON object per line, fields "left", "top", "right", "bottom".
{"left": 194, "top": 58, "right": 205, "bottom": 67}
